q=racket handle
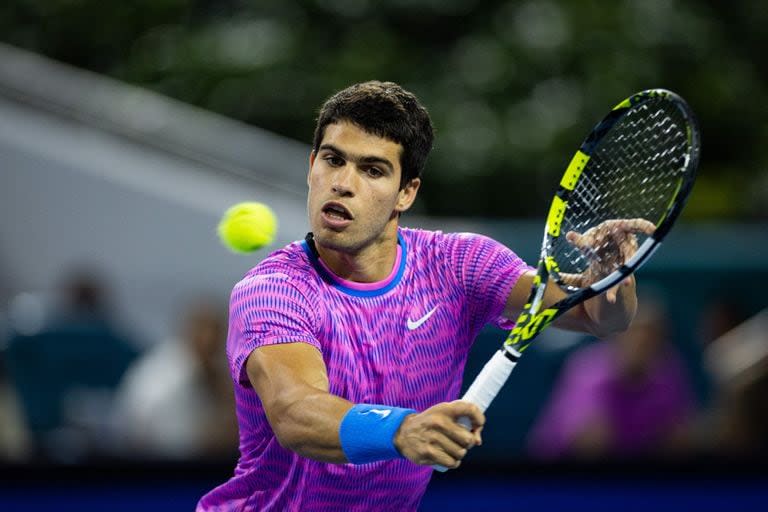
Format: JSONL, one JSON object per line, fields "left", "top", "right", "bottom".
{"left": 432, "top": 350, "right": 518, "bottom": 472}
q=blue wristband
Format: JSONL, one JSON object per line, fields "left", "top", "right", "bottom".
{"left": 339, "top": 404, "right": 416, "bottom": 464}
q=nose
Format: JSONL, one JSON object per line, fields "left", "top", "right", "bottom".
{"left": 331, "top": 164, "right": 356, "bottom": 197}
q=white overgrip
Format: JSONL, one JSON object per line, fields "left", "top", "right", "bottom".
{"left": 433, "top": 350, "right": 518, "bottom": 472}
{"left": 461, "top": 349, "right": 518, "bottom": 412}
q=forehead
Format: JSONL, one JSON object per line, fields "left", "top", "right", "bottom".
{"left": 320, "top": 122, "right": 402, "bottom": 168}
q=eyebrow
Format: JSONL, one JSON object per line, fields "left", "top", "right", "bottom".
{"left": 318, "top": 143, "right": 395, "bottom": 173}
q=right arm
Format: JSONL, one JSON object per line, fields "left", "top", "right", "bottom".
{"left": 247, "top": 341, "right": 351, "bottom": 462}
{"left": 247, "top": 341, "right": 484, "bottom": 468}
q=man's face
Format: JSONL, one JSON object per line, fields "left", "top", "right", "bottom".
{"left": 307, "top": 121, "right": 420, "bottom": 254}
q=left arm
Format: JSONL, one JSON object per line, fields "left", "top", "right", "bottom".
{"left": 504, "top": 271, "right": 637, "bottom": 338}
{"left": 503, "top": 219, "right": 653, "bottom": 338}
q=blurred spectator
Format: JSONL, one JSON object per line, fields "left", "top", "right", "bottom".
{"left": 527, "top": 297, "right": 695, "bottom": 460}
{"left": 3, "top": 268, "right": 138, "bottom": 461}
{"left": 0, "top": 273, "right": 30, "bottom": 461}
{"left": 716, "top": 370, "right": 768, "bottom": 455}
{"left": 111, "top": 297, "right": 238, "bottom": 460}
{"left": 697, "top": 295, "right": 752, "bottom": 348}
{"left": 703, "top": 308, "right": 768, "bottom": 456}
{"left": 0, "top": 351, "right": 31, "bottom": 461}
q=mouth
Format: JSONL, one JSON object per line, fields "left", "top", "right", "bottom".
{"left": 321, "top": 202, "right": 353, "bottom": 220}
{"left": 320, "top": 201, "right": 354, "bottom": 229}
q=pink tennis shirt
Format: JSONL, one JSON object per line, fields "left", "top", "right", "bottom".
{"left": 197, "top": 227, "right": 529, "bottom": 511}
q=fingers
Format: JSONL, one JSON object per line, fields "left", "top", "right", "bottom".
{"left": 559, "top": 272, "right": 583, "bottom": 288}
{"left": 617, "top": 233, "right": 637, "bottom": 262}
{"left": 563, "top": 219, "right": 646, "bottom": 303}
{"left": 431, "top": 432, "right": 471, "bottom": 468}
{"left": 617, "top": 218, "right": 656, "bottom": 235}
{"left": 567, "top": 218, "right": 650, "bottom": 266}
{"left": 473, "top": 425, "right": 484, "bottom": 446}
{"left": 567, "top": 218, "right": 653, "bottom": 244}
{"left": 436, "top": 402, "right": 484, "bottom": 466}
{"left": 587, "top": 218, "right": 655, "bottom": 236}
{"left": 565, "top": 229, "right": 590, "bottom": 251}
{"left": 395, "top": 401, "right": 485, "bottom": 468}
{"left": 445, "top": 400, "right": 485, "bottom": 428}
{"left": 443, "top": 401, "right": 484, "bottom": 447}
{"left": 609, "top": 220, "right": 640, "bottom": 262}
{"left": 565, "top": 230, "right": 604, "bottom": 264}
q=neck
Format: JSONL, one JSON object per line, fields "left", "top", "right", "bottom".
{"left": 315, "top": 225, "right": 400, "bottom": 283}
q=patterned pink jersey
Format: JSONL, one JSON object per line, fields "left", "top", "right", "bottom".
{"left": 197, "top": 227, "right": 529, "bottom": 511}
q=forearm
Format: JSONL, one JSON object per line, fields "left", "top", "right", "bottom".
{"left": 268, "top": 391, "right": 423, "bottom": 465}
{"left": 248, "top": 344, "right": 355, "bottom": 463}
{"left": 268, "top": 387, "right": 482, "bottom": 469}
{"left": 582, "top": 275, "right": 637, "bottom": 338}
{"left": 248, "top": 344, "right": 479, "bottom": 468}
{"left": 266, "top": 388, "right": 353, "bottom": 463}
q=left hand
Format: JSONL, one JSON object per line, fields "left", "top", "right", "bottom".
{"left": 563, "top": 218, "right": 655, "bottom": 303}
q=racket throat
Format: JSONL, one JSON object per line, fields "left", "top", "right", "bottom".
{"left": 505, "top": 307, "right": 560, "bottom": 350}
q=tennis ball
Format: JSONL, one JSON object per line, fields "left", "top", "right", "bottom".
{"left": 217, "top": 202, "right": 277, "bottom": 253}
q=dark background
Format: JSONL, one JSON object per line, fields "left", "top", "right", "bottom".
{"left": 2, "top": 0, "right": 765, "bottom": 219}
{"left": 1, "top": 2, "right": 767, "bottom": 510}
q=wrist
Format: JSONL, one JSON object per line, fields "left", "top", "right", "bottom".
{"left": 339, "top": 404, "right": 416, "bottom": 464}
{"left": 392, "top": 412, "right": 415, "bottom": 456}
{"left": 586, "top": 282, "right": 637, "bottom": 338}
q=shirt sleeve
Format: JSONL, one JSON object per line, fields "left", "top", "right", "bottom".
{"left": 441, "top": 232, "right": 532, "bottom": 333}
{"left": 227, "top": 271, "right": 320, "bottom": 386}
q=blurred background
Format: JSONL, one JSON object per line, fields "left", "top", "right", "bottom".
{"left": 0, "top": 1, "right": 766, "bottom": 510}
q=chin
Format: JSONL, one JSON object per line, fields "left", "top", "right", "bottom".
{"left": 314, "top": 229, "right": 376, "bottom": 254}
{"left": 313, "top": 229, "right": 358, "bottom": 253}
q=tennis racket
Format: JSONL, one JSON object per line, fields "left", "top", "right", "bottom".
{"left": 434, "top": 88, "right": 700, "bottom": 471}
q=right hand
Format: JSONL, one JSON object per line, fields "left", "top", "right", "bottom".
{"left": 393, "top": 400, "right": 484, "bottom": 469}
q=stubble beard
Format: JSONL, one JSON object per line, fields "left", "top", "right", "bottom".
{"left": 312, "top": 212, "right": 398, "bottom": 256}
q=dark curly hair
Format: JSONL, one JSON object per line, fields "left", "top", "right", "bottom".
{"left": 312, "top": 81, "right": 434, "bottom": 189}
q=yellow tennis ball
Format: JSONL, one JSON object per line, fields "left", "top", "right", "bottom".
{"left": 217, "top": 202, "right": 277, "bottom": 253}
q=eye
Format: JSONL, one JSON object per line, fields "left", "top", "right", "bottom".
{"left": 365, "top": 167, "right": 384, "bottom": 178}
{"left": 323, "top": 155, "right": 344, "bottom": 167}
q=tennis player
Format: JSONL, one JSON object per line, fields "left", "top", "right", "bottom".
{"left": 197, "top": 81, "right": 640, "bottom": 511}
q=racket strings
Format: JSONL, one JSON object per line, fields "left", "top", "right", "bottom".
{"left": 551, "top": 99, "right": 692, "bottom": 276}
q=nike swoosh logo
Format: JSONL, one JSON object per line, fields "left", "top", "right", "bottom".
{"left": 364, "top": 409, "right": 392, "bottom": 419}
{"left": 407, "top": 306, "right": 438, "bottom": 330}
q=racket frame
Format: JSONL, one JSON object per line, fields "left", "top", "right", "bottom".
{"left": 433, "top": 89, "right": 700, "bottom": 472}
{"left": 503, "top": 88, "right": 700, "bottom": 356}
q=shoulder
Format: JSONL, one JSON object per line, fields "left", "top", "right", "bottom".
{"left": 400, "top": 227, "right": 496, "bottom": 255}
{"left": 232, "top": 239, "right": 319, "bottom": 303}
{"left": 402, "top": 227, "right": 514, "bottom": 261}
{"left": 400, "top": 227, "right": 528, "bottom": 281}
{"left": 398, "top": 226, "right": 442, "bottom": 249}
{"left": 399, "top": 228, "right": 451, "bottom": 271}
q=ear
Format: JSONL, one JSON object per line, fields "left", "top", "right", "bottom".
{"left": 395, "top": 178, "right": 421, "bottom": 213}
{"left": 307, "top": 150, "right": 316, "bottom": 186}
